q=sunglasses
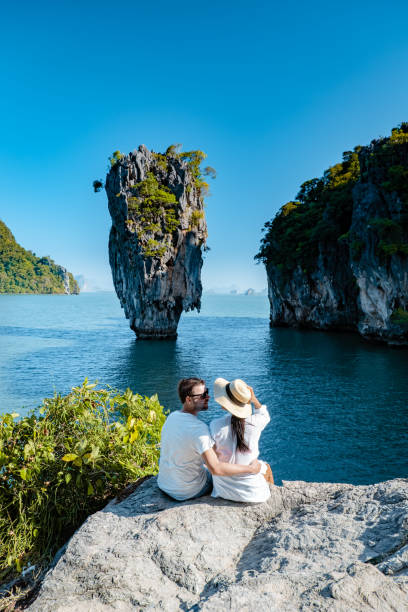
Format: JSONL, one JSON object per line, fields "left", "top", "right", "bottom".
{"left": 189, "top": 388, "right": 210, "bottom": 400}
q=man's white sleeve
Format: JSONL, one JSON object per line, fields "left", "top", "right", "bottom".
{"left": 194, "top": 424, "right": 214, "bottom": 454}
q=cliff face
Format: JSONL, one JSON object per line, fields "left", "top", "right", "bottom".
{"left": 106, "top": 146, "right": 208, "bottom": 338}
{"left": 0, "top": 220, "right": 79, "bottom": 294}
{"left": 258, "top": 125, "right": 408, "bottom": 345}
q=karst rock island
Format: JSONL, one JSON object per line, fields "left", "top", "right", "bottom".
{"left": 257, "top": 124, "right": 408, "bottom": 346}
{"left": 104, "top": 145, "right": 212, "bottom": 339}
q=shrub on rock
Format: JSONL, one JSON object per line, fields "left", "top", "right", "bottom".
{"left": 0, "top": 380, "right": 166, "bottom": 582}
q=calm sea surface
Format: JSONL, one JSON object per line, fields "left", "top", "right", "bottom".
{"left": 1, "top": 292, "right": 407, "bottom": 486}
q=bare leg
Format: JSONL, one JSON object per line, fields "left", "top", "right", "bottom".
{"left": 263, "top": 462, "right": 274, "bottom": 485}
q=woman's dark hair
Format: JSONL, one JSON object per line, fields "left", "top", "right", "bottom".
{"left": 231, "top": 415, "right": 250, "bottom": 453}
{"left": 177, "top": 378, "right": 205, "bottom": 403}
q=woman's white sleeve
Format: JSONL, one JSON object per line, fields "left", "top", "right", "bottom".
{"left": 253, "top": 404, "right": 270, "bottom": 428}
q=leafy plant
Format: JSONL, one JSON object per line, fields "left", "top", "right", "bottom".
{"left": 165, "top": 144, "right": 182, "bottom": 157}
{"left": 0, "top": 380, "right": 166, "bottom": 583}
{"left": 190, "top": 210, "right": 204, "bottom": 228}
{"left": 92, "top": 179, "right": 104, "bottom": 193}
{"left": 109, "top": 150, "right": 123, "bottom": 167}
{"left": 390, "top": 307, "right": 408, "bottom": 328}
{"left": 203, "top": 166, "right": 217, "bottom": 179}
{"left": 143, "top": 239, "right": 167, "bottom": 257}
{"left": 152, "top": 153, "right": 168, "bottom": 172}
{"left": 382, "top": 165, "right": 408, "bottom": 199}
{"left": 370, "top": 217, "right": 408, "bottom": 258}
{"left": 127, "top": 196, "right": 141, "bottom": 212}
{"left": 351, "top": 240, "right": 364, "bottom": 260}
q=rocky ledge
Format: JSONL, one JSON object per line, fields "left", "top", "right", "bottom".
{"left": 29, "top": 478, "right": 408, "bottom": 611}
{"left": 106, "top": 146, "right": 209, "bottom": 339}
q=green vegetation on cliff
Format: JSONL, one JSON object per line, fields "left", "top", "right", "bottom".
{"left": 0, "top": 381, "right": 166, "bottom": 583}
{"left": 0, "top": 220, "right": 79, "bottom": 294}
{"left": 126, "top": 146, "right": 213, "bottom": 258}
{"left": 390, "top": 307, "right": 408, "bottom": 328}
{"left": 256, "top": 123, "right": 408, "bottom": 273}
{"left": 101, "top": 146, "right": 214, "bottom": 258}
{"left": 128, "top": 171, "right": 180, "bottom": 242}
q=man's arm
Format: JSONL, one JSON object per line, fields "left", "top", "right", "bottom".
{"left": 202, "top": 448, "right": 261, "bottom": 476}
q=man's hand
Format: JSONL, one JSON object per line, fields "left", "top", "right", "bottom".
{"left": 249, "top": 459, "right": 261, "bottom": 474}
{"left": 247, "top": 385, "right": 261, "bottom": 409}
{"left": 203, "top": 449, "right": 261, "bottom": 477}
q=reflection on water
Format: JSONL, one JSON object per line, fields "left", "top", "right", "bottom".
{"left": 0, "top": 293, "right": 407, "bottom": 486}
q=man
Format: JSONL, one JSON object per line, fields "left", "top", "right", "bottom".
{"left": 157, "top": 377, "right": 261, "bottom": 501}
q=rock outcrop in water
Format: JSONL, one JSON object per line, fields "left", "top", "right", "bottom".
{"left": 105, "top": 146, "right": 209, "bottom": 338}
{"left": 29, "top": 477, "right": 408, "bottom": 611}
{"left": 257, "top": 124, "right": 408, "bottom": 346}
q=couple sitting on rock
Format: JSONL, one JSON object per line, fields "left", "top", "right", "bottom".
{"left": 157, "top": 377, "right": 274, "bottom": 503}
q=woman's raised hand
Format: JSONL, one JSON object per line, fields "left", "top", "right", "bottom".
{"left": 247, "top": 385, "right": 261, "bottom": 409}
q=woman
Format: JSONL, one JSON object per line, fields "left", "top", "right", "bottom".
{"left": 210, "top": 378, "right": 274, "bottom": 503}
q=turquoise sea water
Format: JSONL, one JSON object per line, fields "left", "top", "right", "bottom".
{"left": 1, "top": 292, "right": 407, "bottom": 486}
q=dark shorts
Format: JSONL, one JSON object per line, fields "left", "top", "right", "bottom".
{"left": 159, "top": 468, "right": 213, "bottom": 501}
{"left": 188, "top": 468, "right": 213, "bottom": 500}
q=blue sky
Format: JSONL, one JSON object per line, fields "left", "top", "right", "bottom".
{"left": 1, "top": 0, "right": 408, "bottom": 291}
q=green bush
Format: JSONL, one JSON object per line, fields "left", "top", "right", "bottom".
{"left": 152, "top": 152, "right": 168, "bottom": 172}
{"left": 92, "top": 179, "right": 104, "bottom": 193}
{"left": 390, "top": 307, "right": 408, "bottom": 327}
{"left": 128, "top": 196, "right": 141, "bottom": 212}
{"left": 109, "top": 150, "right": 123, "bottom": 167}
{"left": 0, "top": 380, "right": 166, "bottom": 582}
{"left": 143, "top": 238, "right": 167, "bottom": 257}
{"left": 203, "top": 166, "right": 217, "bottom": 180}
{"left": 143, "top": 223, "right": 161, "bottom": 233}
{"left": 382, "top": 165, "right": 408, "bottom": 199}
{"left": 351, "top": 240, "right": 365, "bottom": 260}
{"left": 190, "top": 210, "right": 204, "bottom": 228}
{"left": 370, "top": 217, "right": 408, "bottom": 258}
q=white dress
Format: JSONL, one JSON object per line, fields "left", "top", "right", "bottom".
{"left": 209, "top": 405, "right": 271, "bottom": 503}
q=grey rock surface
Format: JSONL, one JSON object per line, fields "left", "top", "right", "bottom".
{"left": 106, "top": 146, "right": 207, "bottom": 338}
{"left": 41, "top": 257, "right": 79, "bottom": 294}
{"left": 56, "top": 265, "right": 74, "bottom": 294}
{"left": 266, "top": 139, "right": 408, "bottom": 346}
{"left": 29, "top": 478, "right": 408, "bottom": 611}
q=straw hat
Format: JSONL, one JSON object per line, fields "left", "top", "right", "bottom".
{"left": 213, "top": 378, "right": 252, "bottom": 418}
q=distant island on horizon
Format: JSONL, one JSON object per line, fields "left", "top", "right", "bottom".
{"left": 0, "top": 220, "right": 79, "bottom": 294}
{"left": 203, "top": 287, "right": 267, "bottom": 295}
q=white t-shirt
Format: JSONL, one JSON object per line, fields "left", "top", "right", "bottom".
{"left": 157, "top": 411, "right": 214, "bottom": 501}
{"left": 209, "top": 405, "right": 271, "bottom": 503}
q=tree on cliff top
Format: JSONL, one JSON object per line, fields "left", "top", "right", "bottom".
{"left": 256, "top": 123, "right": 408, "bottom": 274}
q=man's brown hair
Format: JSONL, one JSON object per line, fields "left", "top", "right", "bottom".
{"left": 177, "top": 378, "right": 205, "bottom": 403}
